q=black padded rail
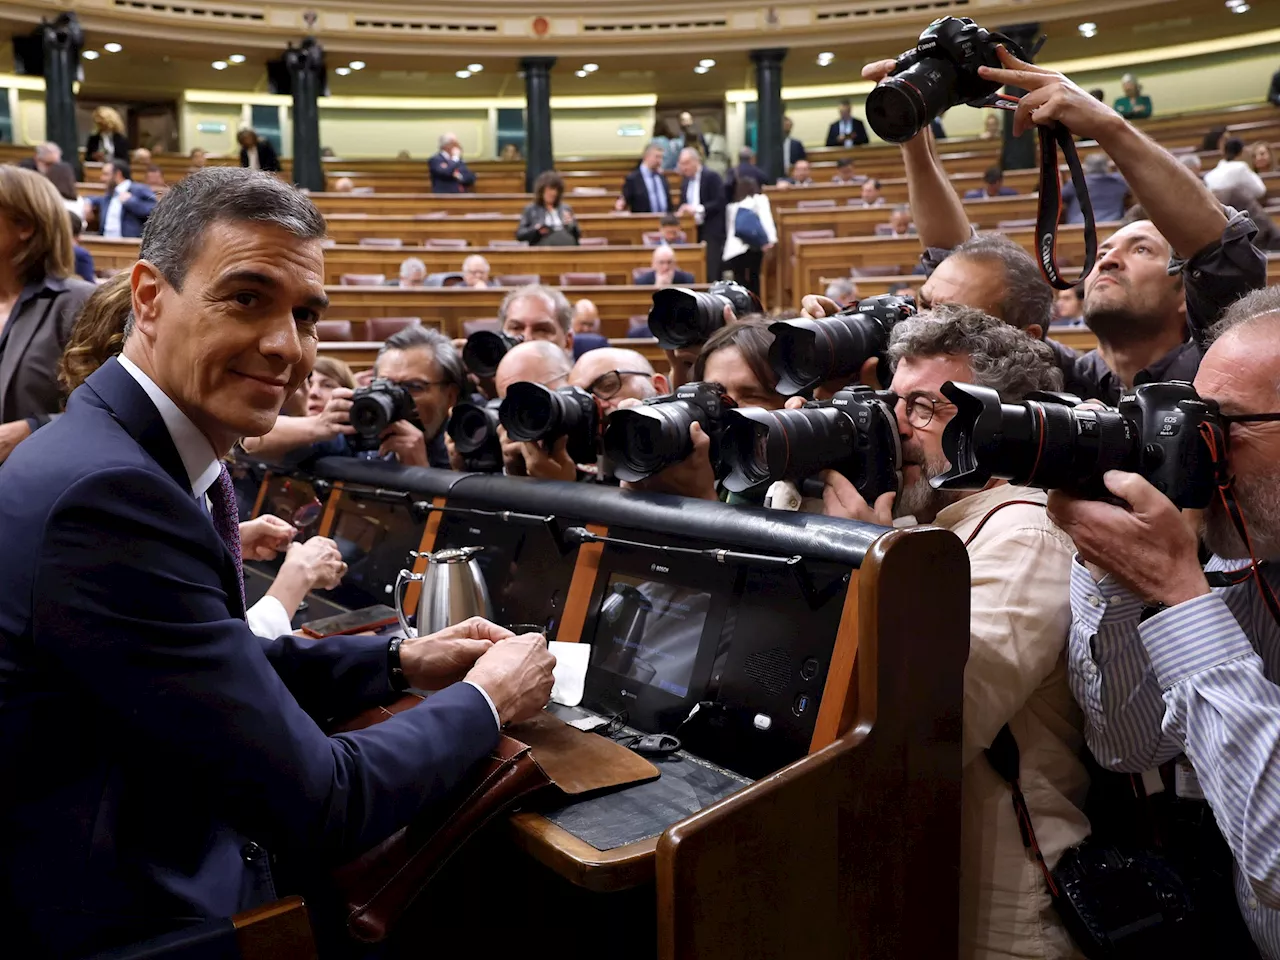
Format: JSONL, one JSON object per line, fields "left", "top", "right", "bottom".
{"left": 309, "top": 458, "right": 886, "bottom": 568}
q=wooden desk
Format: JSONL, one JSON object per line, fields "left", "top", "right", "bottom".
{"left": 321, "top": 211, "right": 697, "bottom": 249}
{"left": 308, "top": 191, "right": 622, "bottom": 218}
{"left": 317, "top": 337, "right": 664, "bottom": 372}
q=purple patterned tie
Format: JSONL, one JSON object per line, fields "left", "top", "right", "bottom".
{"left": 208, "top": 462, "right": 246, "bottom": 612}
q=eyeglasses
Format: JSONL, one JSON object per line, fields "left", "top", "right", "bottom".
{"left": 1221, "top": 412, "right": 1280, "bottom": 427}
{"left": 886, "top": 391, "right": 954, "bottom": 430}
{"left": 586, "top": 369, "right": 653, "bottom": 400}
{"left": 394, "top": 379, "right": 449, "bottom": 397}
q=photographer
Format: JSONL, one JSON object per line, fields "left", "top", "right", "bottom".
{"left": 1050, "top": 288, "right": 1280, "bottom": 957}
{"left": 499, "top": 283, "right": 575, "bottom": 357}
{"left": 818, "top": 305, "right": 1089, "bottom": 958}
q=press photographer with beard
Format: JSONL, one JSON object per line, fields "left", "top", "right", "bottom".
{"left": 1050, "top": 287, "right": 1280, "bottom": 958}
{"left": 817, "top": 304, "right": 1089, "bottom": 959}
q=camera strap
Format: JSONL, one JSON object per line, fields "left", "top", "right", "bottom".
{"left": 1035, "top": 123, "right": 1098, "bottom": 290}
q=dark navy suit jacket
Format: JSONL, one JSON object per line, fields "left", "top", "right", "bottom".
{"left": 89, "top": 182, "right": 158, "bottom": 239}
{"left": 0, "top": 357, "right": 498, "bottom": 957}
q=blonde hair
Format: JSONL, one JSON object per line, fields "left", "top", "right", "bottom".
{"left": 0, "top": 165, "right": 75, "bottom": 284}
{"left": 59, "top": 272, "right": 132, "bottom": 394}
{"left": 312, "top": 355, "right": 356, "bottom": 390}
{"left": 93, "top": 106, "right": 126, "bottom": 135}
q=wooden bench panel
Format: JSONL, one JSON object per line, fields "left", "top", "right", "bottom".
{"left": 321, "top": 212, "right": 697, "bottom": 249}
{"left": 319, "top": 336, "right": 665, "bottom": 372}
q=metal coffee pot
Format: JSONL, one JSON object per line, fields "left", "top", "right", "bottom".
{"left": 393, "top": 546, "right": 493, "bottom": 637}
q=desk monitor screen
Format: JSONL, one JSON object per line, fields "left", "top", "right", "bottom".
{"left": 323, "top": 492, "right": 424, "bottom": 609}
{"left": 593, "top": 574, "right": 712, "bottom": 699}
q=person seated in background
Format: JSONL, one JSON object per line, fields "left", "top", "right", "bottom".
{"left": 462, "top": 254, "right": 497, "bottom": 289}
{"left": 237, "top": 128, "right": 281, "bottom": 173}
{"left": 188, "top": 147, "right": 207, "bottom": 170}
{"left": 69, "top": 212, "right": 95, "bottom": 283}
{"left": 429, "top": 133, "right": 475, "bottom": 194}
{"left": 858, "top": 178, "right": 885, "bottom": 206}
{"left": 1088, "top": 88, "right": 1106, "bottom": 102}
{"left": 816, "top": 306, "right": 1088, "bottom": 959}
{"left": 1113, "top": 72, "right": 1152, "bottom": 119}
{"left": 144, "top": 164, "right": 168, "bottom": 195}
{"left": 398, "top": 256, "right": 427, "bottom": 287}
{"left": 19, "top": 140, "right": 62, "bottom": 174}
{"left": 616, "top": 143, "right": 672, "bottom": 214}
{"left": 517, "top": 171, "right": 580, "bottom": 247}
{"left": 570, "top": 299, "right": 608, "bottom": 359}
{"left": 979, "top": 113, "right": 1001, "bottom": 140}
{"left": 306, "top": 356, "right": 356, "bottom": 416}
{"left": 1204, "top": 136, "right": 1268, "bottom": 204}
{"left": 1052, "top": 284, "right": 1084, "bottom": 326}
{"left": 132, "top": 148, "right": 153, "bottom": 168}
{"left": 332, "top": 176, "right": 355, "bottom": 193}
{"left": 395, "top": 149, "right": 412, "bottom": 160}
{"left": 636, "top": 246, "right": 695, "bottom": 288}
{"left": 321, "top": 146, "right": 336, "bottom": 158}
{"left": 724, "top": 146, "right": 768, "bottom": 198}
{"left": 1178, "top": 153, "right": 1204, "bottom": 177}
{"left": 887, "top": 281, "right": 915, "bottom": 297}
{"left": 1063, "top": 152, "right": 1129, "bottom": 224}
{"left": 831, "top": 157, "right": 864, "bottom": 185}
{"left": 657, "top": 213, "right": 684, "bottom": 245}
{"left": 779, "top": 159, "right": 814, "bottom": 188}
{"left": 500, "top": 283, "right": 575, "bottom": 356}
{"left": 499, "top": 143, "right": 522, "bottom": 162}
{"left": 782, "top": 115, "right": 806, "bottom": 169}
{"left": 963, "top": 166, "right": 1018, "bottom": 199}
{"left": 1202, "top": 126, "right": 1228, "bottom": 154}
{"left": 827, "top": 99, "right": 869, "bottom": 148}
{"left": 824, "top": 277, "right": 859, "bottom": 309}
{"left": 86, "top": 106, "right": 128, "bottom": 162}
{"left": 887, "top": 204, "right": 914, "bottom": 237}
{"left": 87, "top": 159, "right": 158, "bottom": 239}
{"left": 1250, "top": 141, "right": 1275, "bottom": 174}
{"left": 44, "top": 161, "right": 81, "bottom": 217}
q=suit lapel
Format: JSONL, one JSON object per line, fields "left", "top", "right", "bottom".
{"left": 0, "top": 298, "right": 46, "bottom": 420}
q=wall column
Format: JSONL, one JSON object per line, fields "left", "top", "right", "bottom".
{"left": 41, "top": 13, "right": 82, "bottom": 179}
{"left": 750, "top": 48, "right": 787, "bottom": 184}
{"left": 521, "top": 57, "right": 556, "bottom": 191}
{"left": 998, "top": 23, "right": 1041, "bottom": 170}
{"left": 285, "top": 36, "right": 325, "bottom": 191}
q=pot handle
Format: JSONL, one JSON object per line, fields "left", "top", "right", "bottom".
{"left": 393, "top": 568, "right": 423, "bottom": 639}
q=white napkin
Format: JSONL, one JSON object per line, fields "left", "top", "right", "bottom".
{"left": 548, "top": 641, "right": 590, "bottom": 707}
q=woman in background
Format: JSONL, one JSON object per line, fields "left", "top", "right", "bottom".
{"left": 1250, "top": 141, "right": 1276, "bottom": 174}
{"left": 721, "top": 176, "right": 777, "bottom": 297}
{"left": 43, "top": 162, "right": 82, "bottom": 218}
{"left": 86, "top": 106, "right": 129, "bottom": 162}
{"left": 306, "top": 356, "right": 356, "bottom": 416}
{"left": 1113, "top": 73, "right": 1152, "bottom": 120}
{"left": 516, "top": 171, "right": 580, "bottom": 247}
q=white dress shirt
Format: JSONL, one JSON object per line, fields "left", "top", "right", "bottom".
{"left": 245, "top": 145, "right": 260, "bottom": 171}
{"left": 1204, "top": 159, "right": 1267, "bottom": 203}
{"left": 103, "top": 180, "right": 133, "bottom": 239}
{"left": 686, "top": 169, "right": 705, "bottom": 226}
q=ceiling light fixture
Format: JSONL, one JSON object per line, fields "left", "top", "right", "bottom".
{"left": 699, "top": 59, "right": 716, "bottom": 68}
{"left": 455, "top": 69, "right": 472, "bottom": 78}
{"left": 1232, "top": 3, "right": 1251, "bottom": 11}
{"left": 349, "top": 60, "right": 366, "bottom": 70}
{"left": 212, "top": 60, "right": 228, "bottom": 70}
{"left": 575, "top": 69, "right": 588, "bottom": 77}
{"left": 694, "top": 65, "right": 710, "bottom": 74}
{"left": 104, "top": 42, "right": 123, "bottom": 53}
{"left": 468, "top": 63, "right": 484, "bottom": 72}
{"left": 583, "top": 63, "right": 599, "bottom": 72}
{"left": 1078, "top": 22, "right": 1098, "bottom": 37}
{"left": 228, "top": 54, "right": 246, "bottom": 64}
{"left": 335, "top": 66, "right": 351, "bottom": 76}
{"left": 82, "top": 50, "right": 100, "bottom": 60}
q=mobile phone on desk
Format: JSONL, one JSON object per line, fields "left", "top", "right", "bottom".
{"left": 298, "top": 604, "right": 399, "bottom": 639}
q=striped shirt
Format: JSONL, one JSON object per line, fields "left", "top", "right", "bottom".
{"left": 1068, "top": 556, "right": 1280, "bottom": 959}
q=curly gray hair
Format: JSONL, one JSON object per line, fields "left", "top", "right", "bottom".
{"left": 888, "top": 303, "right": 1063, "bottom": 401}
{"left": 1210, "top": 285, "right": 1280, "bottom": 346}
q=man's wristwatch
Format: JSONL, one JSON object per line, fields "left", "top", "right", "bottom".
{"left": 387, "top": 636, "right": 409, "bottom": 692}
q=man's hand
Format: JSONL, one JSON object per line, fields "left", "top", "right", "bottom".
{"left": 318, "top": 387, "right": 356, "bottom": 439}
{"left": 621, "top": 421, "right": 718, "bottom": 501}
{"left": 281, "top": 537, "right": 347, "bottom": 591}
{"left": 677, "top": 203, "right": 693, "bottom": 216}
{"left": 520, "top": 436, "right": 578, "bottom": 482}
{"left": 497, "top": 425, "right": 527, "bottom": 476}
{"left": 118, "top": 191, "right": 133, "bottom": 206}
{"left": 862, "top": 59, "right": 898, "bottom": 84}
{"left": 977, "top": 46, "right": 1124, "bottom": 142}
{"left": 400, "top": 617, "right": 516, "bottom": 690}
{"left": 444, "top": 430, "right": 467, "bottom": 471}
{"left": 464, "top": 632, "right": 556, "bottom": 725}
{"left": 800, "top": 294, "right": 842, "bottom": 320}
{"left": 562, "top": 209, "right": 575, "bottom": 224}
{"left": 819, "top": 470, "right": 896, "bottom": 526}
{"left": 1047, "top": 470, "right": 1210, "bottom": 607}
{"left": 378, "top": 420, "right": 429, "bottom": 467}
{"left": 0, "top": 420, "right": 32, "bottom": 464}
{"left": 239, "top": 514, "right": 296, "bottom": 560}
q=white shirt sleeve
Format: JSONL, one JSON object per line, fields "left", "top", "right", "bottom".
{"left": 246, "top": 595, "right": 294, "bottom": 639}
{"left": 463, "top": 680, "right": 502, "bottom": 729}
{"left": 759, "top": 195, "right": 778, "bottom": 244}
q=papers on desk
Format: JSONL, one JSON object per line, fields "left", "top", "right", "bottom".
{"left": 548, "top": 641, "right": 590, "bottom": 708}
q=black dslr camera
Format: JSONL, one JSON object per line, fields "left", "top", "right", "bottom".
{"left": 866, "top": 17, "right": 1027, "bottom": 144}
{"left": 462, "top": 330, "right": 522, "bottom": 379}
{"left": 647, "top": 280, "right": 762, "bottom": 351}
{"left": 446, "top": 398, "right": 503, "bottom": 473}
{"left": 769, "top": 294, "right": 917, "bottom": 395}
{"left": 348, "top": 377, "right": 417, "bottom": 452}
{"left": 932, "top": 381, "right": 1226, "bottom": 509}
{"left": 602, "top": 381, "right": 736, "bottom": 483}
{"left": 720, "top": 386, "right": 902, "bottom": 502}
{"left": 499, "top": 383, "right": 600, "bottom": 465}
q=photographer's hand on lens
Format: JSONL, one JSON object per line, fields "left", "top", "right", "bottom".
{"left": 861, "top": 59, "right": 900, "bottom": 86}
{"left": 463, "top": 630, "right": 557, "bottom": 726}
{"left": 239, "top": 514, "right": 296, "bottom": 561}
{"left": 819, "top": 469, "right": 897, "bottom": 527}
{"left": 319, "top": 387, "right": 357, "bottom": 439}
{"left": 377, "top": 419, "right": 430, "bottom": 467}
{"left": 800, "top": 294, "right": 841, "bottom": 320}
{"left": 444, "top": 430, "right": 467, "bottom": 472}
{"left": 520, "top": 435, "right": 578, "bottom": 482}
{"left": 497, "top": 425, "right": 527, "bottom": 476}
{"left": 977, "top": 46, "right": 1123, "bottom": 142}
{"left": 1046, "top": 471, "right": 1210, "bottom": 608}
{"left": 618, "top": 408, "right": 719, "bottom": 501}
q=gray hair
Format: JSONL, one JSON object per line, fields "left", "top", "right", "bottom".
{"left": 461, "top": 254, "right": 490, "bottom": 273}
{"left": 36, "top": 141, "right": 62, "bottom": 162}
{"left": 438, "top": 132, "right": 459, "bottom": 149}
{"left": 738, "top": 147, "right": 754, "bottom": 163}
{"left": 824, "top": 278, "right": 856, "bottom": 303}
{"left": 888, "top": 303, "right": 1063, "bottom": 401}
{"left": 399, "top": 256, "right": 426, "bottom": 279}
{"left": 498, "top": 283, "right": 573, "bottom": 334}
{"left": 1210, "top": 285, "right": 1280, "bottom": 347}
{"left": 1083, "top": 152, "right": 1109, "bottom": 176}
{"left": 949, "top": 233, "right": 1053, "bottom": 333}
{"left": 892, "top": 203, "right": 911, "bottom": 216}
{"left": 678, "top": 147, "right": 702, "bottom": 165}
{"left": 375, "top": 323, "right": 467, "bottom": 394}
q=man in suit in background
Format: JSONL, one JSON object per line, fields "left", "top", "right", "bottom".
{"left": 570, "top": 297, "right": 609, "bottom": 359}
{"left": 724, "top": 146, "right": 769, "bottom": 196}
{"left": 429, "top": 133, "right": 476, "bottom": 194}
{"left": 677, "top": 147, "right": 726, "bottom": 282}
{"left": 635, "top": 245, "right": 696, "bottom": 288}
{"left": 87, "top": 159, "right": 158, "bottom": 239}
{"left": 616, "top": 143, "right": 672, "bottom": 214}
{"left": 0, "top": 167, "right": 554, "bottom": 958}
{"left": 782, "top": 116, "right": 807, "bottom": 169}
{"left": 826, "top": 100, "right": 869, "bottom": 148}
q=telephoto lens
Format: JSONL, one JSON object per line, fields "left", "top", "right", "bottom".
{"left": 932, "top": 381, "right": 1224, "bottom": 509}
{"left": 647, "top": 280, "right": 761, "bottom": 351}
{"left": 446, "top": 398, "right": 503, "bottom": 472}
{"left": 499, "top": 382, "right": 601, "bottom": 465}
{"left": 720, "top": 387, "right": 902, "bottom": 503}
{"left": 462, "top": 330, "right": 522, "bottom": 379}
{"left": 865, "top": 17, "right": 1025, "bottom": 144}
{"left": 601, "top": 381, "right": 736, "bottom": 482}
{"left": 348, "top": 377, "right": 418, "bottom": 452}
{"left": 769, "top": 294, "right": 916, "bottom": 395}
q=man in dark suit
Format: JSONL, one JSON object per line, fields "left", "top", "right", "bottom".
{"left": 826, "top": 100, "right": 869, "bottom": 148}
{"left": 87, "top": 159, "right": 158, "bottom": 239}
{"left": 429, "top": 132, "right": 476, "bottom": 194}
{"left": 616, "top": 143, "right": 672, "bottom": 214}
{"left": 676, "top": 147, "right": 726, "bottom": 282}
{"left": 237, "top": 128, "right": 281, "bottom": 173}
{"left": 724, "top": 146, "right": 769, "bottom": 197}
{"left": 782, "top": 116, "right": 807, "bottom": 168}
{"left": 0, "top": 167, "right": 554, "bottom": 958}
{"left": 635, "top": 245, "right": 696, "bottom": 287}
